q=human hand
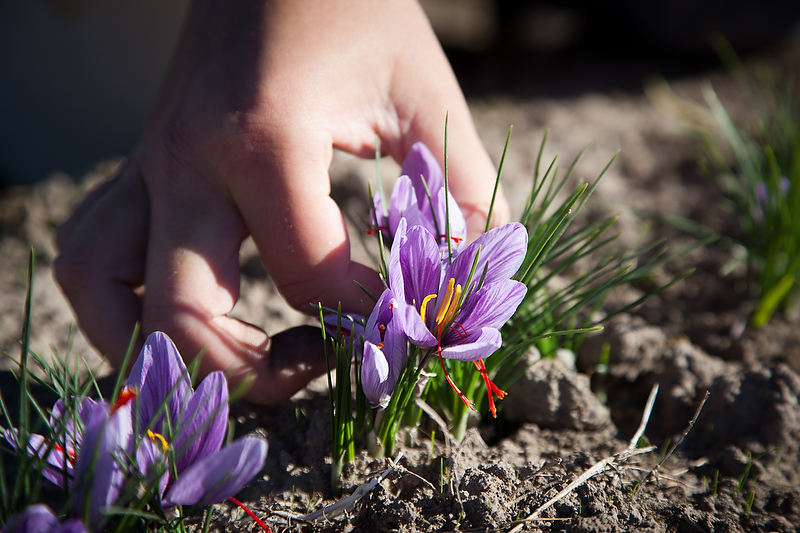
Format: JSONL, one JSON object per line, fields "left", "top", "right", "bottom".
{"left": 54, "top": 0, "right": 508, "bottom": 403}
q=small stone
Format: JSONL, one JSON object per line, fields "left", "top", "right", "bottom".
{"left": 502, "top": 356, "right": 613, "bottom": 430}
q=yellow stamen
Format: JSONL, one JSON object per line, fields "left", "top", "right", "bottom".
{"left": 435, "top": 278, "right": 456, "bottom": 325}
{"left": 420, "top": 294, "right": 437, "bottom": 323}
{"left": 147, "top": 430, "right": 169, "bottom": 453}
{"left": 440, "top": 283, "right": 462, "bottom": 327}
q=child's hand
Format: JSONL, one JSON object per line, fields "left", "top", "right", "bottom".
{"left": 53, "top": 0, "right": 508, "bottom": 403}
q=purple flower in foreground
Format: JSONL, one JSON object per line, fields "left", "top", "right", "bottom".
{"left": 389, "top": 218, "right": 528, "bottom": 416}
{"left": 127, "top": 332, "right": 268, "bottom": 507}
{"left": 5, "top": 397, "right": 97, "bottom": 489}
{"left": 71, "top": 396, "right": 133, "bottom": 531}
{"left": 373, "top": 142, "right": 466, "bottom": 255}
{"left": 2, "top": 504, "right": 86, "bottom": 533}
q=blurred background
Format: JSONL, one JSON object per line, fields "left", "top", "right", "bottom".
{"left": 1, "top": 0, "right": 799, "bottom": 185}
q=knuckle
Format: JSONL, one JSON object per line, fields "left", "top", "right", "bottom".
{"left": 279, "top": 277, "right": 333, "bottom": 314}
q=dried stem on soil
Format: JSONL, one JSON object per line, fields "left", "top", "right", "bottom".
{"left": 276, "top": 453, "right": 404, "bottom": 525}
{"left": 508, "top": 384, "right": 660, "bottom": 533}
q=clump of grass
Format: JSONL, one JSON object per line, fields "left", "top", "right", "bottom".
{"left": 325, "top": 124, "right": 702, "bottom": 469}
{"left": 699, "top": 79, "right": 800, "bottom": 327}
{"left": 648, "top": 44, "right": 800, "bottom": 327}
{"left": 425, "top": 131, "right": 703, "bottom": 440}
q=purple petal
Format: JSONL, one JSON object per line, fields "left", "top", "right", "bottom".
{"left": 440, "top": 327, "right": 502, "bottom": 361}
{"left": 399, "top": 304, "right": 437, "bottom": 348}
{"left": 2, "top": 504, "right": 59, "bottom": 533}
{"left": 3, "top": 505, "right": 89, "bottom": 533}
{"left": 73, "top": 403, "right": 132, "bottom": 531}
{"left": 136, "top": 437, "right": 168, "bottom": 501}
{"left": 361, "top": 290, "right": 409, "bottom": 406}
{"left": 451, "top": 280, "right": 527, "bottom": 336}
{"left": 53, "top": 520, "right": 89, "bottom": 533}
{"left": 431, "top": 187, "right": 467, "bottom": 256}
{"left": 165, "top": 436, "right": 268, "bottom": 506}
{"left": 26, "top": 433, "right": 73, "bottom": 489}
{"left": 364, "top": 289, "right": 396, "bottom": 344}
{"left": 445, "top": 223, "right": 527, "bottom": 291}
{"left": 382, "top": 313, "right": 409, "bottom": 390}
{"left": 5, "top": 431, "right": 67, "bottom": 489}
{"left": 361, "top": 341, "right": 391, "bottom": 406}
{"left": 372, "top": 190, "right": 388, "bottom": 232}
{"left": 755, "top": 182, "right": 769, "bottom": 206}
{"left": 322, "top": 312, "right": 366, "bottom": 346}
{"left": 389, "top": 221, "right": 442, "bottom": 307}
{"left": 387, "top": 175, "right": 422, "bottom": 236}
{"left": 174, "top": 372, "right": 228, "bottom": 473}
{"left": 127, "top": 332, "right": 192, "bottom": 436}
{"left": 48, "top": 397, "right": 96, "bottom": 455}
{"left": 5, "top": 504, "right": 88, "bottom": 533}
{"left": 401, "top": 142, "right": 444, "bottom": 209}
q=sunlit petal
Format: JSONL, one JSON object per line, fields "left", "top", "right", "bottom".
{"left": 174, "top": 372, "right": 228, "bottom": 472}
{"left": 165, "top": 436, "right": 268, "bottom": 506}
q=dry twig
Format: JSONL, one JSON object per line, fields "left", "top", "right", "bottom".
{"left": 507, "top": 384, "right": 660, "bottom": 533}
{"left": 275, "top": 453, "right": 404, "bottom": 524}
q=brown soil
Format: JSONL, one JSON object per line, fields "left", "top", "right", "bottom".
{"left": 3, "top": 32, "right": 800, "bottom": 533}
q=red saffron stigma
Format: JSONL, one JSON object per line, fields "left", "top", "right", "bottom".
{"left": 53, "top": 443, "right": 76, "bottom": 464}
{"left": 473, "top": 360, "right": 506, "bottom": 418}
{"left": 366, "top": 225, "right": 388, "bottom": 236}
{"left": 229, "top": 497, "right": 273, "bottom": 533}
{"left": 449, "top": 321, "right": 468, "bottom": 340}
{"left": 439, "top": 234, "right": 464, "bottom": 244}
{"left": 112, "top": 387, "right": 137, "bottom": 413}
{"left": 439, "top": 351, "right": 475, "bottom": 412}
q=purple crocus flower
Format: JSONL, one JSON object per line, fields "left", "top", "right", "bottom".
{"left": 321, "top": 290, "right": 408, "bottom": 408}
{"left": 756, "top": 176, "right": 791, "bottom": 205}
{"left": 5, "top": 397, "right": 97, "bottom": 489}
{"left": 2, "top": 504, "right": 87, "bottom": 533}
{"left": 373, "top": 142, "right": 467, "bottom": 256}
{"left": 126, "top": 332, "right": 268, "bottom": 507}
{"left": 71, "top": 396, "right": 133, "bottom": 531}
{"left": 389, "top": 218, "right": 528, "bottom": 416}
{"left": 753, "top": 176, "right": 791, "bottom": 222}
{"left": 360, "top": 289, "right": 408, "bottom": 407}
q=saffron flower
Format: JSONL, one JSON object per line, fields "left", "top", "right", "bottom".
{"left": 71, "top": 395, "right": 134, "bottom": 531}
{"left": 126, "top": 332, "right": 268, "bottom": 507}
{"left": 373, "top": 142, "right": 467, "bottom": 254}
{"left": 5, "top": 397, "right": 97, "bottom": 488}
{"left": 322, "top": 290, "right": 408, "bottom": 408}
{"left": 359, "top": 289, "right": 408, "bottom": 407}
{"left": 1, "top": 504, "right": 87, "bottom": 533}
{"left": 754, "top": 176, "right": 792, "bottom": 222}
{"left": 5, "top": 391, "right": 135, "bottom": 530}
{"left": 389, "top": 218, "right": 528, "bottom": 416}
